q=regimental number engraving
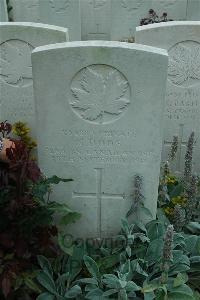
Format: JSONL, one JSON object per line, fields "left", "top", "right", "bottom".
{"left": 0, "top": 39, "right": 33, "bottom": 87}
{"left": 168, "top": 41, "right": 200, "bottom": 87}
{"left": 49, "top": 0, "right": 71, "bottom": 12}
{"left": 70, "top": 64, "right": 131, "bottom": 124}
{"left": 166, "top": 89, "right": 199, "bottom": 120}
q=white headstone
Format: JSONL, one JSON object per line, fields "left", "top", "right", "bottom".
{"left": 136, "top": 21, "right": 200, "bottom": 173}
{"left": 187, "top": 0, "right": 200, "bottom": 21}
{"left": 39, "top": 0, "right": 81, "bottom": 41}
{"left": 32, "top": 41, "right": 168, "bottom": 238}
{"left": 10, "top": 0, "right": 40, "bottom": 22}
{"left": 0, "top": 0, "right": 8, "bottom": 21}
{"left": 0, "top": 23, "right": 69, "bottom": 136}
{"left": 81, "top": 0, "right": 111, "bottom": 40}
{"left": 110, "top": 0, "right": 187, "bottom": 41}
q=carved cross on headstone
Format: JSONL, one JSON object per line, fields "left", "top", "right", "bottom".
{"left": 164, "top": 124, "right": 188, "bottom": 172}
{"left": 73, "top": 168, "right": 125, "bottom": 237}
{"left": 88, "top": 23, "right": 106, "bottom": 38}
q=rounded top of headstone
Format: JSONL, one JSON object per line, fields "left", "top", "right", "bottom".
{"left": 136, "top": 21, "right": 200, "bottom": 32}
{"left": 0, "top": 22, "right": 69, "bottom": 34}
{"left": 32, "top": 40, "right": 168, "bottom": 57}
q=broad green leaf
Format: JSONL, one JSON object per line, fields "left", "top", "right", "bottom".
{"left": 119, "top": 280, "right": 127, "bottom": 288}
{"left": 185, "top": 235, "right": 199, "bottom": 254}
{"left": 173, "top": 233, "right": 185, "bottom": 249}
{"left": 64, "top": 285, "right": 81, "bottom": 298}
{"left": 190, "top": 256, "right": 200, "bottom": 263}
{"left": 86, "top": 288, "right": 104, "bottom": 299}
{"left": 131, "top": 259, "right": 148, "bottom": 277}
{"left": 145, "top": 238, "right": 163, "bottom": 265}
{"left": 134, "top": 221, "right": 147, "bottom": 234}
{"left": 193, "top": 290, "right": 200, "bottom": 300}
{"left": 24, "top": 277, "right": 42, "bottom": 293}
{"left": 37, "top": 293, "right": 55, "bottom": 300}
{"left": 37, "top": 272, "right": 57, "bottom": 295}
{"left": 169, "top": 284, "right": 194, "bottom": 296}
{"left": 126, "top": 281, "right": 141, "bottom": 292}
{"left": 84, "top": 255, "right": 101, "bottom": 280}
{"left": 45, "top": 175, "right": 73, "bottom": 185}
{"left": 167, "top": 292, "right": 194, "bottom": 300}
{"left": 146, "top": 220, "right": 165, "bottom": 241}
{"left": 37, "top": 255, "right": 53, "bottom": 277}
{"left": 144, "top": 291, "right": 155, "bottom": 300}
{"left": 99, "top": 253, "right": 120, "bottom": 272}
{"left": 65, "top": 243, "right": 85, "bottom": 282}
{"left": 185, "top": 222, "right": 200, "bottom": 235}
{"left": 60, "top": 212, "right": 81, "bottom": 226}
{"left": 102, "top": 274, "right": 120, "bottom": 289}
{"left": 142, "top": 281, "right": 160, "bottom": 293}
{"left": 173, "top": 273, "right": 188, "bottom": 287}
{"left": 103, "top": 289, "right": 118, "bottom": 297}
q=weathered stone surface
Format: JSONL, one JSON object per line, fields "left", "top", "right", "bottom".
{"left": 0, "top": 0, "right": 8, "bottom": 21}
{"left": 81, "top": 0, "right": 111, "bottom": 40}
{"left": 39, "top": 0, "right": 81, "bottom": 41}
{"left": 10, "top": 0, "right": 40, "bottom": 22}
{"left": 110, "top": 0, "right": 187, "bottom": 41}
{"left": 136, "top": 21, "right": 200, "bottom": 173}
{"left": 0, "top": 23, "right": 69, "bottom": 136}
{"left": 32, "top": 41, "right": 168, "bottom": 238}
{"left": 187, "top": 0, "right": 200, "bottom": 21}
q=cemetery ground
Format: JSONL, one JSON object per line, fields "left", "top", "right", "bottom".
{"left": 0, "top": 122, "right": 200, "bottom": 299}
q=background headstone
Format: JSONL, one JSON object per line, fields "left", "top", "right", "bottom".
{"left": 32, "top": 41, "right": 168, "bottom": 238}
{"left": 187, "top": 0, "right": 200, "bottom": 21}
{"left": 81, "top": 0, "right": 111, "bottom": 40}
{"left": 39, "top": 0, "right": 81, "bottom": 41}
{"left": 136, "top": 21, "right": 200, "bottom": 173}
{"left": 110, "top": 0, "right": 187, "bottom": 41}
{"left": 0, "top": 0, "right": 8, "bottom": 21}
{"left": 0, "top": 23, "right": 69, "bottom": 137}
{"left": 10, "top": 0, "right": 40, "bottom": 22}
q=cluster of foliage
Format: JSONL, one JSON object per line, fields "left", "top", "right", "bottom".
{"left": 140, "top": 9, "right": 173, "bottom": 26}
{"left": 158, "top": 132, "right": 200, "bottom": 233}
{"left": 31, "top": 131, "right": 199, "bottom": 300}
{"left": 0, "top": 121, "right": 199, "bottom": 299}
{"left": 0, "top": 121, "right": 80, "bottom": 299}
{"left": 31, "top": 218, "right": 200, "bottom": 300}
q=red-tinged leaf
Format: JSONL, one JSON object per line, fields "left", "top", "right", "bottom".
{"left": 27, "top": 160, "right": 41, "bottom": 182}
{"left": 2, "top": 275, "right": 12, "bottom": 298}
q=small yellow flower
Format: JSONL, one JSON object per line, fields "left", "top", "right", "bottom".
{"left": 171, "top": 196, "right": 187, "bottom": 207}
{"left": 164, "top": 207, "right": 174, "bottom": 216}
{"left": 166, "top": 175, "right": 177, "bottom": 185}
{"left": 12, "top": 121, "right": 37, "bottom": 150}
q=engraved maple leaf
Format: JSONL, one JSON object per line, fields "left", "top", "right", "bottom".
{"left": 168, "top": 43, "right": 200, "bottom": 86}
{"left": 0, "top": 42, "right": 32, "bottom": 85}
{"left": 71, "top": 67, "right": 130, "bottom": 121}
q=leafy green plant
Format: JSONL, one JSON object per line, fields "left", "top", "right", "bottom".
{"left": 0, "top": 121, "right": 80, "bottom": 299}
{"left": 35, "top": 216, "right": 199, "bottom": 300}
{"left": 159, "top": 132, "right": 200, "bottom": 232}
{"left": 36, "top": 255, "right": 82, "bottom": 299}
